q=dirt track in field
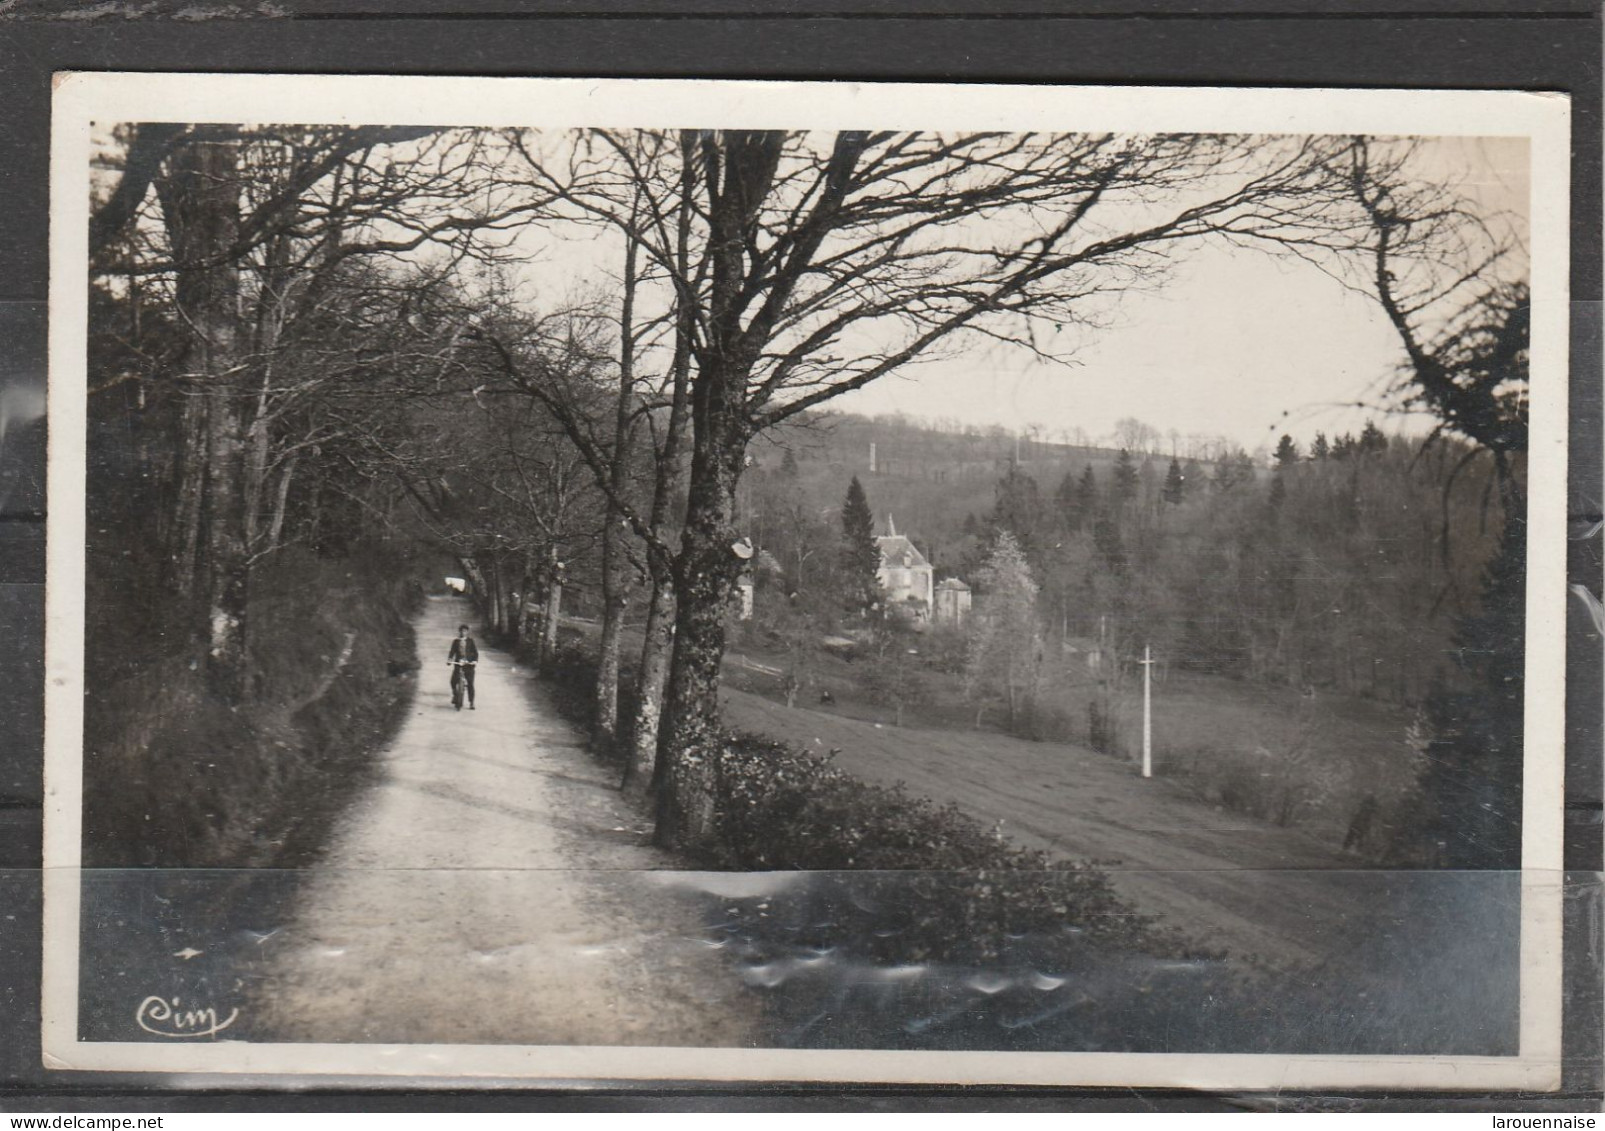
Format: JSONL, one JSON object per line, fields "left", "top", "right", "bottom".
{"left": 721, "top": 687, "right": 1385, "bottom": 972}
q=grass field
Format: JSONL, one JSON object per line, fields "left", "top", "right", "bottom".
{"left": 718, "top": 682, "right": 1402, "bottom": 972}
{"left": 557, "top": 616, "right": 1452, "bottom": 973}
{"left": 720, "top": 634, "right": 1422, "bottom": 854}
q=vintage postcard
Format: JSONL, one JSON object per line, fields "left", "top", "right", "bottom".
{"left": 42, "top": 74, "right": 1570, "bottom": 1088}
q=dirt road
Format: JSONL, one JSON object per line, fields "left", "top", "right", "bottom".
{"left": 721, "top": 688, "right": 1393, "bottom": 973}
{"left": 258, "top": 596, "right": 752, "bottom": 1046}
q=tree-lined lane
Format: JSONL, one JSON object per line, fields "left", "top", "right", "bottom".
{"left": 258, "top": 597, "right": 752, "bottom": 1046}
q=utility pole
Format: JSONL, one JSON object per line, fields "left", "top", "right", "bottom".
{"left": 1140, "top": 644, "right": 1155, "bottom": 778}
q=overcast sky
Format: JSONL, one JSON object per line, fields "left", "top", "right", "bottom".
{"left": 68, "top": 129, "right": 1529, "bottom": 457}
{"left": 832, "top": 137, "right": 1530, "bottom": 451}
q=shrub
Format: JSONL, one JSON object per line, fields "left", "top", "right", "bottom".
{"left": 536, "top": 639, "right": 1208, "bottom": 966}
{"left": 704, "top": 732, "right": 1207, "bottom": 965}
{"left": 532, "top": 638, "right": 600, "bottom": 725}
{"left": 1167, "top": 739, "right": 1346, "bottom": 831}
{"left": 1088, "top": 696, "right": 1121, "bottom": 754}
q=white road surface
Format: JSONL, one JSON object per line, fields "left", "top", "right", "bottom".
{"left": 258, "top": 596, "right": 753, "bottom": 1047}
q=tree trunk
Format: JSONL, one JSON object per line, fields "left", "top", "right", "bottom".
{"left": 487, "top": 557, "right": 505, "bottom": 635}
{"left": 202, "top": 383, "right": 250, "bottom": 701}
{"left": 593, "top": 543, "right": 626, "bottom": 753}
{"left": 543, "top": 559, "right": 564, "bottom": 662}
{"left": 460, "top": 556, "right": 487, "bottom": 599}
{"left": 498, "top": 557, "right": 516, "bottom": 636}
{"left": 498, "top": 557, "right": 515, "bottom": 636}
{"left": 623, "top": 573, "right": 674, "bottom": 800}
{"left": 265, "top": 452, "right": 298, "bottom": 553}
{"left": 623, "top": 143, "right": 695, "bottom": 801}
{"left": 593, "top": 228, "right": 641, "bottom": 756}
{"left": 158, "top": 139, "right": 250, "bottom": 702}
{"left": 653, "top": 400, "right": 745, "bottom": 854}
{"left": 242, "top": 385, "right": 272, "bottom": 554}
{"left": 518, "top": 557, "right": 538, "bottom": 643}
{"left": 171, "top": 395, "right": 207, "bottom": 599}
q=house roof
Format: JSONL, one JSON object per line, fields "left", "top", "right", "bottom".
{"left": 935, "top": 577, "right": 971, "bottom": 591}
{"left": 876, "top": 534, "right": 929, "bottom": 570}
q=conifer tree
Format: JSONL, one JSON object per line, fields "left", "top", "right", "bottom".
{"left": 1112, "top": 448, "right": 1139, "bottom": 506}
{"left": 1054, "top": 468, "right": 1085, "bottom": 532}
{"left": 991, "top": 464, "right": 1043, "bottom": 551}
{"left": 840, "top": 475, "right": 881, "bottom": 615}
{"left": 1310, "top": 432, "right": 1330, "bottom": 461}
{"left": 1267, "top": 474, "right": 1287, "bottom": 511}
{"left": 1274, "top": 434, "right": 1300, "bottom": 468}
{"left": 1092, "top": 511, "right": 1127, "bottom": 573}
{"left": 1076, "top": 464, "right": 1099, "bottom": 516}
{"left": 1162, "top": 457, "right": 1187, "bottom": 505}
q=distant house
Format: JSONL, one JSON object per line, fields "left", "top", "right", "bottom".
{"left": 876, "top": 517, "right": 933, "bottom": 619}
{"left": 933, "top": 577, "right": 972, "bottom": 626}
{"left": 1061, "top": 634, "right": 1106, "bottom": 675}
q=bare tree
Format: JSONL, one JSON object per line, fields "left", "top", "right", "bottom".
{"left": 502, "top": 128, "right": 1360, "bottom": 851}
{"left": 1114, "top": 417, "right": 1161, "bottom": 454}
{"left": 1327, "top": 138, "right": 1530, "bottom": 868}
{"left": 460, "top": 131, "right": 697, "bottom": 791}
{"left": 966, "top": 531, "right": 1042, "bottom": 730}
{"left": 90, "top": 124, "right": 548, "bottom": 700}
{"left": 150, "top": 137, "right": 251, "bottom": 698}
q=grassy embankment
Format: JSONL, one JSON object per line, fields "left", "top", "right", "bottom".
{"left": 526, "top": 629, "right": 1213, "bottom": 969}
{"left": 82, "top": 543, "right": 425, "bottom": 869}
{"left": 526, "top": 626, "right": 1516, "bottom": 1057}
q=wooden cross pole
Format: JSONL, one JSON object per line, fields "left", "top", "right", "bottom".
{"left": 1139, "top": 644, "right": 1155, "bottom": 779}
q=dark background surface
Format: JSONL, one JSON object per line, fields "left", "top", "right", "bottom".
{"left": 0, "top": 0, "right": 1598, "bottom": 1111}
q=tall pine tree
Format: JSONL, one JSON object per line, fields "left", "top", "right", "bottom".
{"left": 1162, "top": 457, "right": 1186, "bottom": 505}
{"left": 840, "top": 475, "right": 881, "bottom": 616}
{"left": 1054, "top": 468, "right": 1085, "bottom": 533}
{"left": 1076, "top": 464, "right": 1099, "bottom": 516}
{"left": 1112, "top": 448, "right": 1139, "bottom": 506}
{"left": 991, "top": 464, "right": 1043, "bottom": 550}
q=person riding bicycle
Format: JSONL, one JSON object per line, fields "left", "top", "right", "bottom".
{"left": 447, "top": 623, "right": 478, "bottom": 710}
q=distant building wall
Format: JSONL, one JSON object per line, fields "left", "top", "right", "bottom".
{"left": 876, "top": 533, "right": 934, "bottom": 614}
{"left": 934, "top": 579, "right": 972, "bottom": 626}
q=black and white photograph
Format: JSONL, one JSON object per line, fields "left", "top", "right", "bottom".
{"left": 41, "top": 75, "right": 1570, "bottom": 1088}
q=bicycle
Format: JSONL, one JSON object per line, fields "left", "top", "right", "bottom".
{"left": 448, "top": 658, "right": 475, "bottom": 710}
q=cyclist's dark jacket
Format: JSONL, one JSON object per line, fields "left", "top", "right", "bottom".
{"left": 448, "top": 637, "right": 478, "bottom": 663}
